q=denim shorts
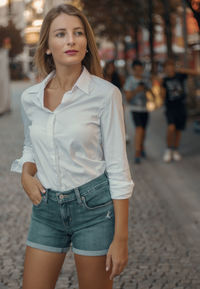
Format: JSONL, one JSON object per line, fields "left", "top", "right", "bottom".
{"left": 26, "top": 172, "right": 115, "bottom": 256}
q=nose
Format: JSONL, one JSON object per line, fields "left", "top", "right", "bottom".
{"left": 66, "top": 33, "right": 75, "bottom": 46}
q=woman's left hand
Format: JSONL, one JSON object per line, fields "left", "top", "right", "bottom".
{"left": 106, "top": 239, "right": 128, "bottom": 280}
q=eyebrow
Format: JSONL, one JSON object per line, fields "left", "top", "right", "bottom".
{"left": 53, "top": 27, "right": 84, "bottom": 32}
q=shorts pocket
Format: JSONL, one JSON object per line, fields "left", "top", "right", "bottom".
{"left": 33, "top": 193, "right": 45, "bottom": 208}
{"left": 81, "top": 182, "right": 113, "bottom": 210}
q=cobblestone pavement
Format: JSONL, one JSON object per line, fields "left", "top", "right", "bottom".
{"left": 0, "top": 81, "right": 200, "bottom": 289}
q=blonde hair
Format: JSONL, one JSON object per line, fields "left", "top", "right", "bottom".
{"left": 34, "top": 4, "right": 103, "bottom": 78}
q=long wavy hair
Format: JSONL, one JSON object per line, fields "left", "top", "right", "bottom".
{"left": 34, "top": 4, "right": 102, "bottom": 78}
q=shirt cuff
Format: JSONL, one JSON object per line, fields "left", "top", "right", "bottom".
{"left": 109, "top": 180, "right": 135, "bottom": 199}
{"left": 10, "top": 154, "right": 35, "bottom": 174}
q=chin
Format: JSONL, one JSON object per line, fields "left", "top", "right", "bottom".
{"left": 59, "top": 60, "right": 82, "bottom": 67}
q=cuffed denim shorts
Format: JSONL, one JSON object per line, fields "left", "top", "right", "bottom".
{"left": 26, "top": 172, "right": 115, "bottom": 256}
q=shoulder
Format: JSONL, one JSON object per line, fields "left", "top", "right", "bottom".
{"left": 90, "top": 76, "right": 122, "bottom": 115}
{"left": 21, "top": 83, "right": 41, "bottom": 100}
{"left": 124, "top": 75, "right": 135, "bottom": 90}
{"left": 21, "top": 82, "right": 42, "bottom": 106}
{"left": 176, "top": 73, "right": 187, "bottom": 80}
{"left": 90, "top": 74, "right": 121, "bottom": 97}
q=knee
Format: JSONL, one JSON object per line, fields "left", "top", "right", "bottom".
{"left": 136, "top": 126, "right": 144, "bottom": 133}
{"left": 168, "top": 124, "right": 176, "bottom": 133}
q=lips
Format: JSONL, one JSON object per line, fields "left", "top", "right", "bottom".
{"left": 65, "top": 50, "right": 78, "bottom": 55}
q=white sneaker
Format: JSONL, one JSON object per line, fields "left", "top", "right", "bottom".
{"left": 163, "top": 149, "right": 173, "bottom": 163}
{"left": 173, "top": 150, "right": 182, "bottom": 161}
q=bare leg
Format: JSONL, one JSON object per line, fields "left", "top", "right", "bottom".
{"left": 135, "top": 126, "right": 143, "bottom": 157}
{"left": 174, "top": 130, "right": 181, "bottom": 149}
{"left": 167, "top": 124, "right": 176, "bottom": 148}
{"left": 74, "top": 254, "right": 113, "bottom": 289}
{"left": 22, "top": 246, "right": 66, "bottom": 289}
{"left": 140, "top": 128, "right": 146, "bottom": 152}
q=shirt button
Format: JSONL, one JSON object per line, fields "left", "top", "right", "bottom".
{"left": 59, "top": 194, "right": 64, "bottom": 199}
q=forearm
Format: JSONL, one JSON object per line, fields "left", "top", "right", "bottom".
{"left": 125, "top": 88, "right": 141, "bottom": 102}
{"left": 113, "top": 199, "right": 129, "bottom": 242}
{"left": 176, "top": 67, "right": 200, "bottom": 76}
{"left": 22, "top": 162, "right": 37, "bottom": 178}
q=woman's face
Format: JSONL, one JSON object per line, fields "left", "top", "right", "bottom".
{"left": 107, "top": 63, "right": 115, "bottom": 75}
{"left": 47, "top": 13, "right": 87, "bottom": 68}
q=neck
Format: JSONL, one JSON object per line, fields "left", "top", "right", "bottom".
{"left": 53, "top": 64, "right": 83, "bottom": 91}
{"left": 168, "top": 72, "right": 175, "bottom": 77}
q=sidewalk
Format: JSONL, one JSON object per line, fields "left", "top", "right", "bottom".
{"left": 0, "top": 81, "right": 200, "bottom": 289}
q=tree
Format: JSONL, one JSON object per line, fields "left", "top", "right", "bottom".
{"left": 83, "top": 0, "right": 147, "bottom": 59}
{"left": 150, "top": 0, "right": 182, "bottom": 59}
{"left": 163, "top": 0, "right": 173, "bottom": 57}
{"left": 0, "top": 20, "right": 24, "bottom": 59}
{"left": 83, "top": 0, "right": 183, "bottom": 64}
{"left": 148, "top": 0, "right": 155, "bottom": 71}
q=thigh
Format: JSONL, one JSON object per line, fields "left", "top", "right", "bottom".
{"left": 131, "top": 111, "right": 140, "bottom": 127}
{"left": 71, "top": 181, "right": 115, "bottom": 256}
{"left": 22, "top": 246, "right": 66, "bottom": 289}
{"left": 141, "top": 112, "right": 149, "bottom": 128}
{"left": 176, "top": 107, "right": 187, "bottom": 130}
{"left": 165, "top": 109, "right": 175, "bottom": 126}
{"left": 74, "top": 254, "right": 113, "bottom": 289}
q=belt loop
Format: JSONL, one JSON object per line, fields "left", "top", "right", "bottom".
{"left": 74, "top": 187, "right": 82, "bottom": 205}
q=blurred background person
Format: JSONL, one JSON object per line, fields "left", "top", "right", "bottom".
{"left": 103, "top": 60, "right": 123, "bottom": 89}
{"left": 124, "top": 59, "right": 152, "bottom": 164}
{"left": 161, "top": 59, "right": 200, "bottom": 163}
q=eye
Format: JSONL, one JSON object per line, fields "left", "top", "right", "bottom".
{"left": 56, "top": 32, "right": 65, "bottom": 38}
{"left": 75, "top": 31, "right": 84, "bottom": 36}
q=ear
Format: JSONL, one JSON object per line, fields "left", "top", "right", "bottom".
{"left": 46, "top": 49, "right": 51, "bottom": 55}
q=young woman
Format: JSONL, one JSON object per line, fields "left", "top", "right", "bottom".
{"left": 10, "top": 4, "right": 134, "bottom": 289}
{"left": 103, "top": 60, "right": 123, "bottom": 89}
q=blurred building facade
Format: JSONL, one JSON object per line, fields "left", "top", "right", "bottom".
{"left": 0, "top": 1, "right": 199, "bottom": 78}
{"left": 0, "top": 0, "right": 25, "bottom": 30}
{"left": 0, "top": 0, "right": 83, "bottom": 79}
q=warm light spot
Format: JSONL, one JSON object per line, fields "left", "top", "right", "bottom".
{"left": 32, "top": 19, "right": 43, "bottom": 27}
{"left": 0, "top": 0, "right": 7, "bottom": 7}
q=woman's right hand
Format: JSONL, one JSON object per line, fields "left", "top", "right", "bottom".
{"left": 21, "top": 173, "right": 46, "bottom": 206}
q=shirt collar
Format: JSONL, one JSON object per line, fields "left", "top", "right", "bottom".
{"left": 28, "top": 65, "right": 91, "bottom": 95}
{"left": 74, "top": 66, "right": 91, "bottom": 94}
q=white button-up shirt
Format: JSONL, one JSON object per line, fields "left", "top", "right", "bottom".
{"left": 11, "top": 66, "right": 134, "bottom": 199}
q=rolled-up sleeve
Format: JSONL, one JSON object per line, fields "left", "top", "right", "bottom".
{"left": 100, "top": 86, "right": 134, "bottom": 199}
{"left": 10, "top": 95, "right": 35, "bottom": 173}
